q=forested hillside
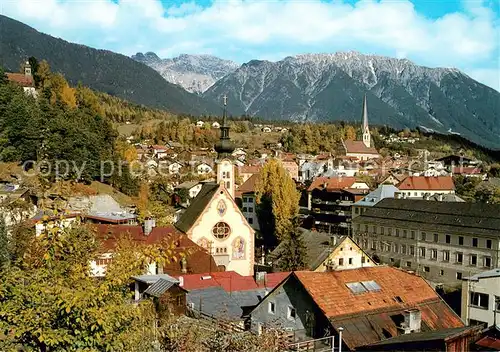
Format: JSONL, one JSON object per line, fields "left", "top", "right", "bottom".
{"left": 0, "top": 15, "right": 219, "bottom": 116}
{"left": 0, "top": 61, "right": 138, "bottom": 195}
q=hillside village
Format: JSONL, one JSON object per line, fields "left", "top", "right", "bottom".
{"left": 1, "top": 59, "right": 500, "bottom": 351}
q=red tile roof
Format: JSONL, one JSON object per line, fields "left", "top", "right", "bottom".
{"left": 93, "top": 224, "right": 218, "bottom": 275}
{"left": 307, "top": 176, "right": 356, "bottom": 192}
{"left": 294, "top": 266, "right": 446, "bottom": 318}
{"left": 475, "top": 336, "right": 500, "bottom": 349}
{"left": 343, "top": 140, "right": 379, "bottom": 155}
{"left": 6, "top": 73, "right": 34, "bottom": 87}
{"left": 397, "top": 176, "right": 455, "bottom": 190}
{"left": 257, "top": 272, "right": 290, "bottom": 289}
{"left": 176, "top": 271, "right": 258, "bottom": 292}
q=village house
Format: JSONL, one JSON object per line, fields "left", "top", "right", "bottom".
{"left": 351, "top": 184, "right": 399, "bottom": 219}
{"left": 461, "top": 268, "right": 500, "bottom": 328}
{"left": 279, "top": 157, "right": 299, "bottom": 181}
{"left": 305, "top": 176, "right": 369, "bottom": 234}
{"left": 212, "top": 121, "right": 220, "bottom": 129}
{"left": 271, "top": 229, "right": 375, "bottom": 272}
{"left": 6, "top": 61, "right": 37, "bottom": 97}
{"left": 91, "top": 222, "right": 219, "bottom": 277}
{"left": 196, "top": 162, "right": 213, "bottom": 175}
{"left": 235, "top": 174, "right": 259, "bottom": 231}
{"left": 396, "top": 175, "right": 455, "bottom": 198}
{"left": 196, "top": 120, "right": 205, "bottom": 128}
{"left": 174, "top": 181, "right": 204, "bottom": 201}
{"left": 352, "top": 199, "right": 500, "bottom": 287}
{"left": 340, "top": 96, "right": 381, "bottom": 161}
{"left": 249, "top": 266, "right": 464, "bottom": 350}
{"left": 237, "top": 164, "right": 261, "bottom": 184}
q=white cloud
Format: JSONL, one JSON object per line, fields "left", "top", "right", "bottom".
{"left": 1, "top": 0, "right": 499, "bottom": 89}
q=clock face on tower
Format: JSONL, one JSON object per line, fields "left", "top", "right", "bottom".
{"left": 217, "top": 199, "right": 227, "bottom": 216}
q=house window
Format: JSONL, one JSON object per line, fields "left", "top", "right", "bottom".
{"left": 248, "top": 207, "right": 254, "bottom": 213}
{"left": 421, "top": 232, "right": 426, "bottom": 241}
{"left": 443, "top": 250, "right": 450, "bottom": 262}
{"left": 248, "top": 197, "right": 254, "bottom": 203}
{"left": 348, "top": 258, "right": 353, "bottom": 265}
{"left": 456, "top": 252, "right": 463, "bottom": 264}
{"left": 371, "top": 241, "right": 377, "bottom": 251}
{"left": 355, "top": 208, "right": 359, "bottom": 215}
{"left": 433, "top": 234, "right": 439, "bottom": 243}
{"left": 406, "top": 261, "right": 412, "bottom": 267}
{"left": 430, "top": 249, "right": 437, "bottom": 260}
{"left": 176, "top": 295, "right": 183, "bottom": 306}
{"left": 248, "top": 218, "right": 253, "bottom": 224}
{"left": 386, "top": 228, "right": 392, "bottom": 236}
{"left": 402, "top": 230, "right": 407, "bottom": 238}
{"left": 401, "top": 244, "right": 407, "bottom": 254}
{"left": 410, "top": 246, "right": 415, "bottom": 255}
{"left": 470, "top": 292, "right": 489, "bottom": 309}
{"left": 410, "top": 231, "right": 415, "bottom": 239}
{"left": 446, "top": 235, "right": 451, "bottom": 244}
{"left": 393, "top": 244, "right": 398, "bottom": 253}
{"left": 486, "top": 239, "right": 492, "bottom": 249}
{"left": 287, "top": 306, "right": 296, "bottom": 320}
{"left": 424, "top": 266, "right": 430, "bottom": 273}
{"left": 339, "top": 258, "right": 344, "bottom": 266}
{"left": 361, "top": 256, "right": 365, "bottom": 264}
{"left": 472, "top": 238, "right": 478, "bottom": 247}
{"left": 484, "top": 256, "right": 492, "bottom": 268}
{"left": 419, "top": 247, "right": 426, "bottom": 258}
{"left": 395, "top": 229, "right": 400, "bottom": 237}
{"left": 242, "top": 207, "right": 248, "bottom": 212}
{"left": 470, "top": 254, "right": 477, "bottom": 266}
{"left": 456, "top": 272, "right": 463, "bottom": 280}
{"left": 226, "top": 181, "right": 230, "bottom": 189}
{"left": 440, "top": 270, "right": 444, "bottom": 276}
{"left": 268, "top": 302, "right": 275, "bottom": 314}
{"left": 458, "top": 236, "right": 464, "bottom": 246}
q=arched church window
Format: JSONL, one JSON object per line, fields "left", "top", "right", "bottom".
{"left": 212, "top": 222, "right": 231, "bottom": 240}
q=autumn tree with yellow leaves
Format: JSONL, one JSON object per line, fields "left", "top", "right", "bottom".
{"left": 255, "top": 159, "right": 300, "bottom": 248}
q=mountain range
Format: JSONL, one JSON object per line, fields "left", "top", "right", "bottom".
{"left": 132, "top": 52, "right": 238, "bottom": 94}
{"left": 0, "top": 14, "right": 499, "bottom": 149}
{"left": 136, "top": 51, "right": 500, "bottom": 149}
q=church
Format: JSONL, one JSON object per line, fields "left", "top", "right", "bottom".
{"left": 175, "top": 96, "right": 255, "bottom": 276}
{"left": 341, "top": 95, "right": 381, "bottom": 161}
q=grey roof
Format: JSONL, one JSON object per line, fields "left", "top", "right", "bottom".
{"left": 230, "top": 288, "right": 267, "bottom": 307}
{"left": 175, "top": 183, "right": 220, "bottom": 233}
{"left": 132, "top": 273, "right": 179, "bottom": 285}
{"left": 354, "top": 184, "right": 399, "bottom": 207}
{"left": 361, "top": 326, "right": 474, "bottom": 347}
{"left": 187, "top": 287, "right": 243, "bottom": 320}
{"left": 424, "top": 193, "right": 465, "bottom": 202}
{"left": 144, "top": 278, "right": 176, "bottom": 297}
{"left": 271, "top": 228, "right": 337, "bottom": 270}
{"left": 463, "top": 267, "right": 500, "bottom": 281}
{"left": 352, "top": 198, "right": 500, "bottom": 237}
{"left": 175, "top": 181, "right": 200, "bottom": 190}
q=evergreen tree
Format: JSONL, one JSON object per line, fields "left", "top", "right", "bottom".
{"left": 275, "top": 221, "right": 308, "bottom": 271}
{"left": 0, "top": 215, "right": 9, "bottom": 272}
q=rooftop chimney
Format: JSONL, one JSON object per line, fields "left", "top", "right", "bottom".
{"left": 402, "top": 309, "right": 421, "bottom": 333}
{"left": 144, "top": 217, "right": 156, "bottom": 236}
{"left": 178, "top": 276, "right": 184, "bottom": 287}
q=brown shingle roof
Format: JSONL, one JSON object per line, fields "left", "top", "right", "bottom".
{"left": 237, "top": 173, "right": 259, "bottom": 195}
{"left": 238, "top": 165, "right": 261, "bottom": 174}
{"left": 397, "top": 176, "right": 455, "bottom": 190}
{"left": 343, "top": 140, "right": 379, "bottom": 154}
{"left": 6, "top": 73, "right": 34, "bottom": 87}
{"left": 294, "top": 267, "right": 442, "bottom": 318}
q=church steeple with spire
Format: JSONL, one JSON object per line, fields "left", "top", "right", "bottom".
{"left": 361, "top": 94, "right": 371, "bottom": 148}
{"left": 215, "top": 95, "right": 236, "bottom": 198}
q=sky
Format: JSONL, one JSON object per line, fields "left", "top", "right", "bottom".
{"left": 1, "top": 0, "right": 499, "bottom": 91}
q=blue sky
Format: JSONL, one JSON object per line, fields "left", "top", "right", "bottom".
{"left": 2, "top": 0, "right": 499, "bottom": 91}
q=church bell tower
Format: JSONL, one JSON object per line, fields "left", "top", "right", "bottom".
{"left": 214, "top": 95, "right": 236, "bottom": 198}
{"left": 361, "top": 94, "right": 371, "bottom": 148}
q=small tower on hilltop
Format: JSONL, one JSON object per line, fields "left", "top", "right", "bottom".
{"left": 24, "top": 61, "right": 32, "bottom": 76}
{"left": 214, "top": 95, "right": 236, "bottom": 198}
{"left": 361, "top": 94, "right": 371, "bottom": 148}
